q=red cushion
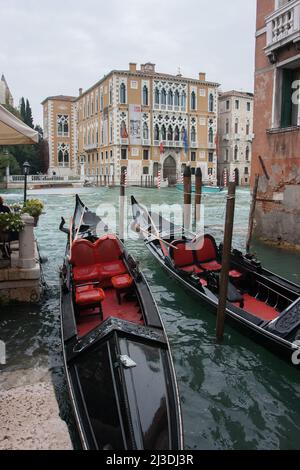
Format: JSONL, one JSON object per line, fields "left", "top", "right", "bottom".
{"left": 111, "top": 274, "right": 133, "bottom": 290}
{"left": 200, "top": 260, "right": 222, "bottom": 271}
{"left": 172, "top": 243, "right": 194, "bottom": 267}
{"left": 181, "top": 265, "right": 204, "bottom": 274}
{"left": 70, "top": 239, "right": 95, "bottom": 267}
{"left": 200, "top": 278, "right": 208, "bottom": 287}
{"left": 76, "top": 286, "right": 105, "bottom": 306}
{"left": 94, "top": 234, "right": 123, "bottom": 264}
{"left": 98, "top": 260, "right": 127, "bottom": 278}
{"left": 194, "top": 236, "right": 218, "bottom": 263}
{"left": 229, "top": 270, "right": 243, "bottom": 278}
{"left": 73, "top": 264, "right": 99, "bottom": 283}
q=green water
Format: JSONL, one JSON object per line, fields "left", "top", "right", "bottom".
{"left": 0, "top": 186, "right": 300, "bottom": 450}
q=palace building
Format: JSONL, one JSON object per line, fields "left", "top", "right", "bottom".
{"left": 42, "top": 62, "right": 219, "bottom": 184}
{"left": 252, "top": 0, "right": 300, "bottom": 247}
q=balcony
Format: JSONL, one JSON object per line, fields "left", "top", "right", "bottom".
{"left": 83, "top": 142, "right": 98, "bottom": 151}
{"left": 208, "top": 142, "right": 216, "bottom": 149}
{"left": 120, "top": 138, "right": 129, "bottom": 145}
{"left": 265, "top": 0, "right": 300, "bottom": 59}
{"left": 142, "top": 139, "right": 151, "bottom": 146}
{"left": 190, "top": 141, "right": 198, "bottom": 148}
{"left": 222, "top": 134, "right": 230, "bottom": 141}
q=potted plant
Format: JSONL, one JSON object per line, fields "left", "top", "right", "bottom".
{"left": 0, "top": 212, "right": 24, "bottom": 243}
{"left": 22, "top": 199, "right": 44, "bottom": 226}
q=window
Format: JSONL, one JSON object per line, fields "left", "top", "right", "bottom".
{"left": 181, "top": 126, "right": 186, "bottom": 141}
{"left": 208, "top": 168, "right": 213, "bottom": 176}
{"left": 161, "top": 124, "right": 166, "bottom": 140}
{"left": 174, "top": 90, "right": 180, "bottom": 107}
{"left": 225, "top": 149, "right": 229, "bottom": 162}
{"left": 100, "top": 94, "right": 103, "bottom": 111}
{"left": 280, "top": 67, "right": 300, "bottom": 128}
{"left": 174, "top": 125, "right": 180, "bottom": 141}
{"left": 101, "top": 152, "right": 104, "bottom": 160}
{"left": 209, "top": 93, "right": 214, "bottom": 112}
{"left": 245, "top": 167, "right": 249, "bottom": 175}
{"left": 235, "top": 119, "right": 239, "bottom": 134}
{"left": 154, "top": 124, "right": 160, "bottom": 141}
{"left": 110, "top": 150, "right": 113, "bottom": 159}
{"left": 143, "top": 122, "right": 149, "bottom": 140}
{"left": 95, "top": 95, "right": 98, "bottom": 113}
{"left": 106, "top": 151, "right": 108, "bottom": 160}
{"left": 226, "top": 100, "right": 230, "bottom": 110}
{"left": 246, "top": 121, "right": 250, "bottom": 135}
{"left": 120, "top": 83, "right": 126, "bottom": 104}
{"left": 120, "top": 121, "right": 128, "bottom": 139}
{"left": 191, "top": 126, "right": 196, "bottom": 142}
{"left": 143, "top": 149, "right": 149, "bottom": 160}
{"left": 191, "top": 91, "right": 196, "bottom": 111}
{"left": 181, "top": 91, "right": 186, "bottom": 109}
{"left": 168, "top": 90, "right": 173, "bottom": 106}
{"left": 143, "top": 166, "right": 149, "bottom": 175}
{"left": 110, "top": 122, "right": 113, "bottom": 143}
{"left": 208, "top": 127, "right": 213, "bottom": 143}
{"left": 208, "top": 152, "right": 214, "bottom": 163}
{"left": 167, "top": 125, "right": 173, "bottom": 141}
{"left": 226, "top": 119, "right": 229, "bottom": 134}
{"left": 235, "top": 100, "right": 239, "bottom": 110}
{"left": 57, "top": 115, "right": 69, "bottom": 136}
{"left": 234, "top": 146, "right": 238, "bottom": 161}
{"left": 161, "top": 89, "right": 167, "bottom": 105}
{"left": 57, "top": 143, "right": 69, "bottom": 167}
{"left": 109, "top": 87, "right": 113, "bottom": 105}
{"left": 121, "top": 149, "right": 127, "bottom": 160}
{"left": 247, "top": 102, "right": 251, "bottom": 112}
{"left": 191, "top": 168, "right": 195, "bottom": 175}
{"left": 143, "top": 85, "right": 148, "bottom": 106}
{"left": 154, "top": 88, "right": 160, "bottom": 105}
{"left": 191, "top": 151, "right": 196, "bottom": 162}
{"left": 246, "top": 146, "right": 250, "bottom": 161}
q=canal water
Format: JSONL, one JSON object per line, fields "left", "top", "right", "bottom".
{"left": 0, "top": 186, "right": 300, "bottom": 450}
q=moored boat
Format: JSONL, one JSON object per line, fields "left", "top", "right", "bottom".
{"left": 176, "top": 183, "right": 224, "bottom": 194}
{"left": 131, "top": 195, "right": 300, "bottom": 364}
{"left": 59, "top": 195, "right": 183, "bottom": 450}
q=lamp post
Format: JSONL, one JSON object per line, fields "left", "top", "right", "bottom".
{"left": 23, "top": 161, "right": 30, "bottom": 204}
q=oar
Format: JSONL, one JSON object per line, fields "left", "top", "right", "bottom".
{"left": 68, "top": 216, "right": 73, "bottom": 260}
{"left": 133, "top": 223, "right": 178, "bottom": 250}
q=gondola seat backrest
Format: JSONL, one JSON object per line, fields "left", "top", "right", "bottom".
{"left": 70, "top": 239, "right": 96, "bottom": 267}
{"left": 170, "top": 241, "right": 194, "bottom": 268}
{"left": 93, "top": 234, "right": 123, "bottom": 263}
{"left": 194, "top": 235, "right": 219, "bottom": 263}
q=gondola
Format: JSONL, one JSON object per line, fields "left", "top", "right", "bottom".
{"left": 59, "top": 195, "right": 183, "bottom": 450}
{"left": 131, "top": 195, "right": 300, "bottom": 364}
{"left": 176, "top": 183, "right": 224, "bottom": 194}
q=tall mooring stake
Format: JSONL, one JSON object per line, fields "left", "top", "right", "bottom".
{"left": 183, "top": 166, "right": 192, "bottom": 231}
{"left": 216, "top": 182, "right": 236, "bottom": 342}
{"left": 119, "top": 169, "right": 126, "bottom": 243}
{"left": 194, "top": 167, "right": 202, "bottom": 230}
{"left": 246, "top": 174, "right": 259, "bottom": 254}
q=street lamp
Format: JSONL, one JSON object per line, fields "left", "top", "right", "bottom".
{"left": 23, "top": 161, "right": 30, "bottom": 204}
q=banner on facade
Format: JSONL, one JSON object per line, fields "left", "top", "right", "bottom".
{"left": 129, "top": 104, "right": 141, "bottom": 145}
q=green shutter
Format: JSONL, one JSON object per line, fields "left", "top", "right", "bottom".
{"left": 281, "top": 69, "right": 293, "bottom": 128}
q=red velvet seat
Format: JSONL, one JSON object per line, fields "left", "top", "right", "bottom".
{"left": 73, "top": 265, "right": 99, "bottom": 284}
{"left": 200, "top": 260, "right": 222, "bottom": 271}
{"left": 194, "top": 235, "right": 221, "bottom": 272}
{"left": 70, "top": 239, "right": 100, "bottom": 284}
{"left": 170, "top": 241, "right": 204, "bottom": 274}
{"left": 111, "top": 274, "right": 134, "bottom": 304}
{"left": 75, "top": 285, "right": 105, "bottom": 307}
{"left": 229, "top": 270, "right": 243, "bottom": 279}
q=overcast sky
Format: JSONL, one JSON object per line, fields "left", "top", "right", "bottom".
{"left": 0, "top": 0, "right": 256, "bottom": 126}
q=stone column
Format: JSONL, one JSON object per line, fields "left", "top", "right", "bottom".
{"left": 17, "top": 214, "right": 36, "bottom": 269}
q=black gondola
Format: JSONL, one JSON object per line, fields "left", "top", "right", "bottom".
{"left": 59, "top": 195, "right": 183, "bottom": 450}
{"left": 131, "top": 195, "right": 300, "bottom": 364}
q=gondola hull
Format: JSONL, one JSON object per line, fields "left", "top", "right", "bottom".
{"left": 131, "top": 196, "right": 300, "bottom": 366}
{"left": 60, "top": 195, "right": 183, "bottom": 450}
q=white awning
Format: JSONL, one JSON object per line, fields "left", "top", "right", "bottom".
{"left": 0, "top": 104, "right": 39, "bottom": 145}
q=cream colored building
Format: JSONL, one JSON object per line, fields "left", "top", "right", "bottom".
{"left": 0, "top": 74, "right": 14, "bottom": 107}
{"left": 218, "top": 91, "right": 254, "bottom": 186}
{"left": 42, "top": 63, "right": 219, "bottom": 184}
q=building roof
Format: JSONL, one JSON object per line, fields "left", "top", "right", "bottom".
{"left": 219, "top": 90, "right": 254, "bottom": 100}
{"left": 41, "top": 95, "right": 77, "bottom": 105}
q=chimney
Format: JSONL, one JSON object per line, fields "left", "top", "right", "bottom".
{"left": 79, "top": 88, "right": 83, "bottom": 96}
{"left": 129, "top": 63, "right": 137, "bottom": 73}
{"left": 199, "top": 72, "right": 206, "bottom": 81}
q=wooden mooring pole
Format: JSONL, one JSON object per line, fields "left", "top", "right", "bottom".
{"left": 246, "top": 174, "right": 259, "bottom": 254}
{"left": 216, "top": 182, "right": 236, "bottom": 342}
{"left": 119, "top": 169, "right": 125, "bottom": 243}
{"left": 183, "top": 166, "right": 192, "bottom": 232}
{"left": 194, "top": 167, "right": 202, "bottom": 230}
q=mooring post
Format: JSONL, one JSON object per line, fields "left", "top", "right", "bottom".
{"left": 183, "top": 166, "right": 192, "bottom": 232}
{"left": 194, "top": 167, "right": 202, "bottom": 230}
{"left": 246, "top": 174, "right": 259, "bottom": 254}
{"left": 119, "top": 169, "right": 125, "bottom": 243}
{"left": 216, "top": 182, "right": 236, "bottom": 342}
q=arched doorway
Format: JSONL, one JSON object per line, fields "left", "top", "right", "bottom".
{"left": 234, "top": 168, "right": 240, "bottom": 186}
{"left": 163, "top": 155, "right": 177, "bottom": 185}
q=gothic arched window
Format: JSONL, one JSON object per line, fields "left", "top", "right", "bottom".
{"left": 120, "top": 83, "right": 126, "bottom": 104}
{"left": 143, "top": 122, "right": 149, "bottom": 140}
{"left": 209, "top": 93, "right": 214, "bottom": 112}
{"left": 143, "top": 85, "right": 149, "bottom": 106}
{"left": 191, "top": 91, "right": 196, "bottom": 111}
{"left": 161, "top": 89, "right": 167, "bottom": 105}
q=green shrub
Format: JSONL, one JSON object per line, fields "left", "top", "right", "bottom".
{"left": 22, "top": 199, "right": 44, "bottom": 218}
{"left": 0, "top": 213, "right": 24, "bottom": 232}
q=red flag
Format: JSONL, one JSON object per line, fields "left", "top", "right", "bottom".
{"left": 160, "top": 142, "right": 164, "bottom": 154}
